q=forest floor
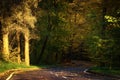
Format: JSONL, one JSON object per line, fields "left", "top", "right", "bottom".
{"left": 1, "top": 61, "right": 119, "bottom": 80}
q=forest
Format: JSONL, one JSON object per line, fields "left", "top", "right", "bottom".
{"left": 0, "top": 0, "right": 120, "bottom": 69}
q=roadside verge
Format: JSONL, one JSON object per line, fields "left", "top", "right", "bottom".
{"left": 86, "top": 68, "right": 120, "bottom": 80}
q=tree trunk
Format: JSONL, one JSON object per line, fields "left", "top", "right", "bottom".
{"left": 37, "top": 12, "right": 52, "bottom": 64}
{"left": 101, "top": 0, "right": 107, "bottom": 37}
{"left": 37, "top": 35, "right": 49, "bottom": 63}
{"left": 17, "top": 33, "right": 21, "bottom": 64}
{"left": 24, "top": 30, "right": 30, "bottom": 66}
{"left": 2, "top": 32, "right": 9, "bottom": 61}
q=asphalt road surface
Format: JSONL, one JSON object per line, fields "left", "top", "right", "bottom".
{"left": 9, "top": 67, "right": 119, "bottom": 80}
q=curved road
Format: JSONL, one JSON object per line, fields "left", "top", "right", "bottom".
{"left": 9, "top": 67, "right": 118, "bottom": 80}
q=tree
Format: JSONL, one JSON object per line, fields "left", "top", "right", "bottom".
{"left": 0, "top": 0, "right": 15, "bottom": 61}
{"left": 0, "top": 0, "right": 39, "bottom": 65}
{"left": 31, "top": 0, "right": 70, "bottom": 64}
{"left": 85, "top": 0, "right": 120, "bottom": 68}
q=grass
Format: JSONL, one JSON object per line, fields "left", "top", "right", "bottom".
{"left": 0, "top": 61, "right": 60, "bottom": 73}
{"left": 0, "top": 61, "right": 40, "bottom": 73}
{"left": 89, "top": 66, "right": 120, "bottom": 76}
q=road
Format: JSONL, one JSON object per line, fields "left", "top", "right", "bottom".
{"left": 9, "top": 67, "right": 118, "bottom": 80}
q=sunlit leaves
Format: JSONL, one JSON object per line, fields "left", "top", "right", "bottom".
{"left": 105, "top": 15, "right": 117, "bottom": 23}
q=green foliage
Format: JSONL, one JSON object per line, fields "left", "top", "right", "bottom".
{"left": 84, "top": 0, "right": 120, "bottom": 68}
{"left": 86, "top": 19, "right": 120, "bottom": 67}
{"left": 30, "top": 0, "right": 70, "bottom": 64}
{"left": 86, "top": 35, "right": 115, "bottom": 67}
